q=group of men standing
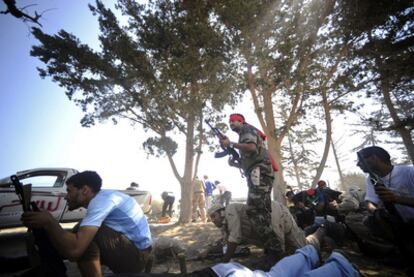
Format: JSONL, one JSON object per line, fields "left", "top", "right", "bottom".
{"left": 191, "top": 175, "right": 231, "bottom": 223}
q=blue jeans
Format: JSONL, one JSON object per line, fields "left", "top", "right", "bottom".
{"left": 268, "top": 245, "right": 359, "bottom": 277}
{"left": 212, "top": 245, "right": 359, "bottom": 277}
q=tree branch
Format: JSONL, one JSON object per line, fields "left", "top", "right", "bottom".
{"left": 1, "top": 0, "right": 43, "bottom": 26}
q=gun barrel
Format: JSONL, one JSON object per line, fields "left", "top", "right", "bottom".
{"left": 205, "top": 119, "right": 240, "bottom": 161}
{"left": 205, "top": 119, "right": 223, "bottom": 138}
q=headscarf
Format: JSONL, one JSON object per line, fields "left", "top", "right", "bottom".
{"left": 229, "top": 113, "right": 245, "bottom": 123}
{"left": 229, "top": 113, "right": 278, "bottom": 172}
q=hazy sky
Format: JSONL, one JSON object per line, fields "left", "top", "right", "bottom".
{"left": 1, "top": 1, "right": 396, "bottom": 200}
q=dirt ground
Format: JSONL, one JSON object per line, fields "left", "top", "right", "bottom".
{"left": 147, "top": 219, "right": 407, "bottom": 276}
{"left": 149, "top": 220, "right": 223, "bottom": 273}
{"left": 0, "top": 220, "right": 407, "bottom": 276}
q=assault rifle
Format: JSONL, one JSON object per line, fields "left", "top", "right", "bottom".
{"left": 10, "top": 175, "right": 67, "bottom": 277}
{"left": 205, "top": 119, "right": 240, "bottom": 164}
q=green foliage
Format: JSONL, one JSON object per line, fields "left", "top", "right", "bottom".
{"left": 282, "top": 124, "right": 320, "bottom": 189}
{"left": 340, "top": 172, "right": 367, "bottom": 192}
{"left": 143, "top": 136, "right": 178, "bottom": 157}
{"left": 334, "top": 1, "right": 414, "bottom": 133}
{"left": 30, "top": 0, "right": 241, "bottom": 161}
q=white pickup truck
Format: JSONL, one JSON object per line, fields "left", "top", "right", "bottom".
{"left": 0, "top": 168, "right": 152, "bottom": 229}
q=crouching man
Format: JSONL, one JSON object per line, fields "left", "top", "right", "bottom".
{"left": 207, "top": 201, "right": 307, "bottom": 270}
{"left": 21, "top": 171, "right": 152, "bottom": 277}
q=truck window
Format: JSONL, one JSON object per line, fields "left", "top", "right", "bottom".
{"left": 22, "top": 175, "right": 63, "bottom": 188}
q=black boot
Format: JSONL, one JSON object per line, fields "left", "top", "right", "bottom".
{"left": 323, "top": 221, "right": 346, "bottom": 244}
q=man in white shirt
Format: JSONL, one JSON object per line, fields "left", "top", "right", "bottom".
{"left": 215, "top": 180, "right": 231, "bottom": 207}
{"left": 357, "top": 146, "right": 414, "bottom": 274}
{"left": 357, "top": 146, "right": 414, "bottom": 221}
{"left": 22, "top": 171, "right": 152, "bottom": 276}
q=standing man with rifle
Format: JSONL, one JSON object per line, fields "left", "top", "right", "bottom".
{"left": 216, "top": 113, "right": 283, "bottom": 265}
{"left": 357, "top": 146, "right": 414, "bottom": 275}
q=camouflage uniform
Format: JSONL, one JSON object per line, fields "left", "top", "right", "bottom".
{"left": 237, "top": 124, "right": 279, "bottom": 253}
{"left": 221, "top": 202, "right": 306, "bottom": 259}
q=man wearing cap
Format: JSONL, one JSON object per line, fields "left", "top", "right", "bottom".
{"left": 357, "top": 146, "right": 414, "bottom": 273}
{"left": 219, "top": 113, "right": 280, "bottom": 261}
{"left": 208, "top": 202, "right": 307, "bottom": 266}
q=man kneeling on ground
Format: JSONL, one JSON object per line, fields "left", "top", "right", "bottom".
{"left": 208, "top": 202, "right": 308, "bottom": 269}
{"left": 21, "top": 171, "right": 152, "bottom": 277}
{"left": 208, "top": 202, "right": 348, "bottom": 270}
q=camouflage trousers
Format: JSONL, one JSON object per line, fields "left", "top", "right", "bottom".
{"left": 246, "top": 166, "right": 281, "bottom": 255}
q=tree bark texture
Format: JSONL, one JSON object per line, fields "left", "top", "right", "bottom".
{"left": 331, "top": 138, "right": 345, "bottom": 190}
{"left": 311, "top": 89, "right": 332, "bottom": 187}
{"left": 381, "top": 78, "right": 414, "bottom": 165}
{"left": 288, "top": 131, "right": 303, "bottom": 190}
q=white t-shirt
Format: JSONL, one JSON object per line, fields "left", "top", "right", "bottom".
{"left": 81, "top": 189, "right": 152, "bottom": 250}
{"left": 364, "top": 165, "right": 414, "bottom": 222}
{"left": 217, "top": 184, "right": 228, "bottom": 194}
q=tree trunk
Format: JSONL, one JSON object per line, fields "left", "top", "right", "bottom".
{"left": 268, "top": 139, "right": 286, "bottom": 205}
{"left": 179, "top": 114, "right": 196, "bottom": 223}
{"left": 311, "top": 89, "right": 332, "bottom": 187}
{"left": 179, "top": 178, "right": 193, "bottom": 224}
{"left": 381, "top": 78, "right": 414, "bottom": 165}
{"left": 331, "top": 138, "right": 345, "bottom": 190}
{"left": 246, "top": 65, "right": 287, "bottom": 204}
{"left": 288, "top": 131, "right": 303, "bottom": 190}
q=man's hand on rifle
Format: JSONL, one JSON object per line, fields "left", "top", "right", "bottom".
{"left": 375, "top": 186, "right": 398, "bottom": 203}
{"left": 228, "top": 157, "right": 240, "bottom": 168}
{"left": 375, "top": 186, "right": 414, "bottom": 208}
{"left": 219, "top": 136, "right": 230, "bottom": 148}
{"left": 21, "top": 210, "right": 55, "bottom": 229}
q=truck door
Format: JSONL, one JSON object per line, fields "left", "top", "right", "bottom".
{"left": 0, "top": 170, "right": 67, "bottom": 228}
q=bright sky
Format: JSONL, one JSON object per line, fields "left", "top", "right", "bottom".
{"left": 0, "top": 1, "right": 403, "bottom": 201}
